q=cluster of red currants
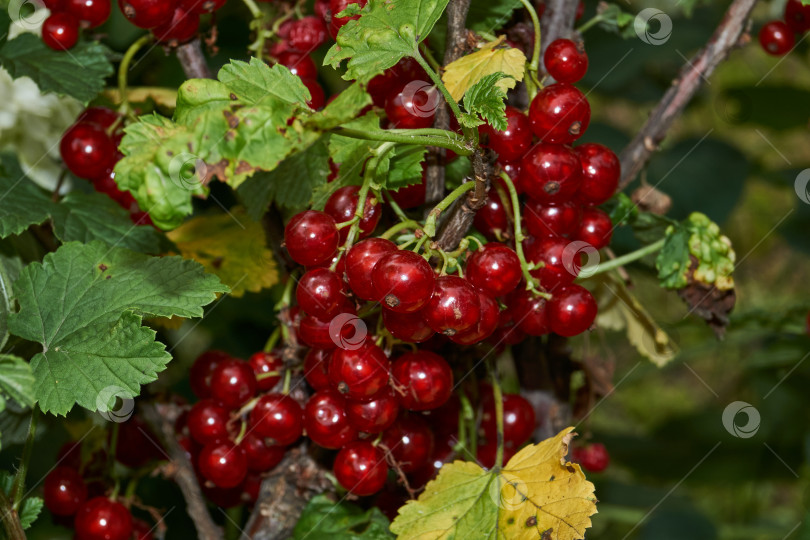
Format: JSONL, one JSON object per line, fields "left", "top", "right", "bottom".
{"left": 40, "top": 0, "right": 110, "bottom": 50}
{"left": 59, "top": 106, "right": 151, "bottom": 224}
{"left": 571, "top": 442, "right": 610, "bottom": 473}
{"left": 759, "top": 0, "right": 810, "bottom": 56}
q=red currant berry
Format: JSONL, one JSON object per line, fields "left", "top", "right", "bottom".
{"left": 243, "top": 473, "right": 262, "bottom": 504}
{"left": 304, "top": 388, "right": 358, "bottom": 448}
{"left": 524, "top": 199, "right": 582, "bottom": 238}
{"left": 466, "top": 243, "right": 522, "bottom": 297}
{"left": 547, "top": 284, "right": 597, "bottom": 337}
{"left": 520, "top": 143, "right": 582, "bottom": 202}
{"left": 479, "top": 106, "right": 533, "bottom": 162}
{"left": 759, "top": 20, "right": 795, "bottom": 56}
{"left": 420, "top": 275, "right": 481, "bottom": 336}
{"left": 199, "top": 442, "right": 248, "bottom": 489}
{"left": 575, "top": 143, "right": 620, "bottom": 206}
{"left": 201, "top": 483, "right": 243, "bottom": 508}
{"left": 544, "top": 38, "right": 588, "bottom": 84}
{"left": 303, "top": 348, "right": 331, "bottom": 390}
{"left": 298, "top": 313, "right": 338, "bottom": 349}
{"left": 451, "top": 290, "right": 499, "bottom": 345}
{"left": 500, "top": 161, "right": 523, "bottom": 194}
{"left": 528, "top": 83, "right": 591, "bottom": 144}
{"left": 240, "top": 433, "right": 285, "bottom": 472}
{"left": 381, "top": 308, "right": 435, "bottom": 343}
{"left": 345, "top": 387, "right": 400, "bottom": 433}
{"left": 296, "top": 268, "right": 346, "bottom": 320}
{"left": 118, "top": 0, "right": 174, "bottom": 29}
{"left": 65, "top": 0, "right": 110, "bottom": 28}
{"left": 153, "top": 7, "right": 199, "bottom": 45}
{"left": 249, "top": 350, "right": 283, "bottom": 391}
{"left": 209, "top": 358, "right": 257, "bottom": 409}
{"left": 345, "top": 238, "right": 397, "bottom": 300}
{"left": 78, "top": 107, "right": 120, "bottom": 131}
{"left": 391, "top": 351, "right": 452, "bottom": 411}
{"left": 324, "top": 185, "right": 382, "bottom": 241}
{"left": 372, "top": 250, "right": 435, "bottom": 313}
{"left": 44, "top": 467, "right": 87, "bottom": 516}
{"left": 284, "top": 210, "right": 340, "bottom": 267}
{"left": 179, "top": 0, "right": 226, "bottom": 14}
{"left": 189, "top": 350, "right": 230, "bottom": 399}
{"left": 328, "top": 0, "right": 367, "bottom": 38}
{"left": 576, "top": 207, "right": 613, "bottom": 249}
{"left": 250, "top": 393, "right": 304, "bottom": 445}
{"left": 572, "top": 442, "right": 609, "bottom": 472}
{"left": 511, "top": 289, "right": 550, "bottom": 336}
{"left": 333, "top": 440, "right": 387, "bottom": 496}
{"left": 524, "top": 236, "right": 578, "bottom": 290}
{"left": 382, "top": 415, "right": 434, "bottom": 473}
{"left": 481, "top": 393, "right": 536, "bottom": 446}
{"left": 328, "top": 343, "right": 390, "bottom": 401}
{"left": 42, "top": 13, "right": 80, "bottom": 50}
{"left": 276, "top": 51, "right": 318, "bottom": 79}
{"left": 288, "top": 16, "right": 328, "bottom": 51}
{"left": 473, "top": 188, "right": 510, "bottom": 241}
{"left": 60, "top": 122, "right": 116, "bottom": 179}
{"left": 785, "top": 0, "right": 810, "bottom": 33}
{"left": 367, "top": 58, "right": 427, "bottom": 107}
{"left": 385, "top": 84, "right": 438, "bottom": 129}
{"left": 75, "top": 497, "right": 132, "bottom": 540}
{"left": 302, "top": 78, "right": 326, "bottom": 109}
{"left": 187, "top": 399, "right": 230, "bottom": 445}
{"left": 389, "top": 178, "right": 426, "bottom": 209}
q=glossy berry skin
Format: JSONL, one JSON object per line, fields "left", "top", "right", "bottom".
{"left": 44, "top": 467, "right": 87, "bottom": 516}
{"left": 382, "top": 415, "right": 434, "bottom": 473}
{"left": 284, "top": 210, "right": 340, "bottom": 267}
{"left": 451, "top": 291, "right": 499, "bottom": 345}
{"left": 329, "top": 0, "right": 367, "bottom": 38}
{"left": 575, "top": 143, "right": 620, "bottom": 206}
{"left": 520, "top": 143, "right": 582, "bottom": 202}
{"left": 179, "top": 0, "right": 226, "bottom": 14}
{"left": 209, "top": 359, "right": 257, "bottom": 409}
{"left": 512, "top": 289, "right": 550, "bottom": 336}
{"left": 500, "top": 161, "right": 523, "bottom": 194}
{"left": 759, "top": 21, "right": 795, "bottom": 56}
{"left": 576, "top": 207, "right": 613, "bottom": 250}
{"left": 249, "top": 351, "right": 283, "bottom": 391}
{"left": 187, "top": 399, "right": 230, "bottom": 445}
{"left": 240, "top": 433, "right": 285, "bottom": 472}
{"left": 524, "top": 236, "right": 578, "bottom": 290}
{"left": 42, "top": 13, "right": 80, "bottom": 50}
{"left": 785, "top": 0, "right": 810, "bottom": 33}
{"left": 391, "top": 351, "right": 452, "bottom": 411}
{"left": 277, "top": 51, "right": 318, "bottom": 79}
{"left": 333, "top": 440, "right": 387, "bottom": 496}
{"left": 118, "top": 0, "right": 174, "bottom": 29}
{"left": 573, "top": 442, "right": 610, "bottom": 473}
{"left": 367, "top": 57, "right": 427, "bottom": 107}
{"left": 420, "top": 276, "right": 480, "bottom": 336}
{"left": 296, "top": 268, "right": 345, "bottom": 320}
{"left": 328, "top": 343, "right": 390, "bottom": 401}
{"left": 74, "top": 497, "right": 132, "bottom": 540}
{"left": 528, "top": 83, "right": 591, "bottom": 144}
{"left": 345, "top": 238, "right": 397, "bottom": 300}
{"left": 60, "top": 123, "right": 116, "bottom": 180}
{"left": 250, "top": 393, "right": 304, "bottom": 445}
{"left": 302, "top": 78, "right": 326, "bottom": 110}
{"left": 299, "top": 314, "right": 338, "bottom": 350}
{"left": 466, "top": 243, "right": 522, "bottom": 297}
{"left": 199, "top": 442, "right": 248, "bottom": 488}
{"left": 324, "top": 186, "right": 382, "bottom": 241}
{"left": 524, "top": 199, "right": 582, "bottom": 238}
{"left": 304, "top": 389, "right": 358, "bottom": 448}
{"left": 481, "top": 393, "right": 536, "bottom": 447}
{"left": 389, "top": 178, "right": 426, "bottom": 209}
{"left": 153, "top": 7, "right": 199, "bottom": 45}
{"left": 288, "top": 16, "right": 328, "bottom": 51}
{"left": 65, "top": 0, "right": 111, "bottom": 28}
{"left": 372, "top": 250, "right": 435, "bottom": 313}
{"left": 544, "top": 38, "right": 588, "bottom": 84}
{"left": 303, "top": 348, "right": 331, "bottom": 390}
{"left": 382, "top": 308, "right": 435, "bottom": 343}
{"left": 547, "top": 284, "right": 597, "bottom": 337}
{"left": 190, "top": 350, "right": 230, "bottom": 399}
{"left": 345, "top": 387, "right": 399, "bottom": 433}
{"left": 385, "top": 86, "right": 438, "bottom": 129}
{"left": 474, "top": 189, "right": 510, "bottom": 241}
{"left": 479, "top": 106, "right": 532, "bottom": 162}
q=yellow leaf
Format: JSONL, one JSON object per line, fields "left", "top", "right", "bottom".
{"left": 390, "top": 428, "right": 597, "bottom": 540}
{"left": 442, "top": 36, "right": 526, "bottom": 101}
{"left": 167, "top": 207, "right": 278, "bottom": 298}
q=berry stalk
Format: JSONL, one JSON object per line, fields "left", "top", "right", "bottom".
{"left": 117, "top": 34, "right": 154, "bottom": 118}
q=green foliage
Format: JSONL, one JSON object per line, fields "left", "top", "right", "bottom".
{"left": 386, "top": 145, "right": 427, "bottom": 191}
{"left": 324, "top": 0, "right": 449, "bottom": 83}
{"left": 0, "top": 355, "right": 35, "bottom": 410}
{"left": 0, "top": 257, "right": 16, "bottom": 351}
{"left": 461, "top": 72, "right": 511, "bottom": 131}
{"left": 0, "top": 35, "right": 113, "bottom": 103}
{"left": 6, "top": 241, "right": 227, "bottom": 415}
{"left": 293, "top": 495, "right": 394, "bottom": 539}
{"left": 305, "top": 83, "right": 373, "bottom": 130}
{"left": 0, "top": 155, "right": 55, "bottom": 238}
{"left": 595, "top": 3, "right": 637, "bottom": 39}
{"left": 0, "top": 471, "right": 42, "bottom": 533}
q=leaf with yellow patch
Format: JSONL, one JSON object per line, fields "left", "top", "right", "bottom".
{"left": 390, "top": 428, "right": 597, "bottom": 540}
{"left": 167, "top": 207, "right": 278, "bottom": 298}
{"left": 442, "top": 36, "right": 526, "bottom": 101}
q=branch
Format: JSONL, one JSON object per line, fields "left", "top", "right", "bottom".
{"left": 140, "top": 402, "right": 224, "bottom": 540}
{"left": 435, "top": 150, "right": 489, "bottom": 250}
{"left": 539, "top": 0, "right": 580, "bottom": 72}
{"left": 618, "top": 0, "right": 757, "bottom": 188}
{"left": 176, "top": 38, "right": 213, "bottom": 79}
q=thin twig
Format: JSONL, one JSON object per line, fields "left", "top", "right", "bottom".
{"left": 176, "top": 38, "right": 213, "bottom": 79}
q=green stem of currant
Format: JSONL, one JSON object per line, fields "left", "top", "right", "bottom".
{"left": 380, "top": 219, "right": 422, "bottom": 240}
{"left": 0, "top": 489, "right": 24, "bottom": 540}
{"left": 240, "top": 0, "right": 263, "bottom": 18}
{"left": 419, "top": 43, "right": 442, "bottom": 72}
{"left": 586, "top": 237, "right": 666, "bottom": 277}
{"left": 382, "top": 191, "right": 411, "bottom": 224}
{"left": 118, "top": 34, "right": 154, "bottom": 118}
{"left": 275, "top": 271, "right": 298, "bottom": 341}
{"left": 281, "top": 368, "right": 292, "bottom": 394}
{"left": 263, "top": 326, "right": 281, "bottom": 353}
{"left": 11, "top": 408, "right": 38, "bottom": 509}
{"left": 576, "top": 14, "right": 604, "bottom": 34}
{"left": 331, "top": 127, "right": 471, "bottom": 156}
{"left": 411, "top": 54, "right": 476, "bottom": 140}
{"left": 518, "top": 0, "right": 542, "bottom": 99}
{"left": 488, "top": 359, "right": 505, "bottom": 471}
{"left": 423, "top": 181, "right": 476, "bottom": 237}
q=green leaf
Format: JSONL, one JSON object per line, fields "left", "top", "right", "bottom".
{"left": 7, "top": 241, "right": 227, "bottom": 415}
{"left": 18, "top": 496, "right": 43, "bottom": 530}
{"left": 293, "top": 495, "right": 394, "bottom": 539}
{"left": 596, "top": 3, "right": 637, "bottom": 39}
{"left": 0, "top": 400, "right": 30, "bottom": 450}
{"left": 51, "top": 192, "right": 165, "bottom": 254}
{"left": 238, "top": 136, "right": 331, "bottom": 219}
{"left": 0, "top": 355, "right": 35, "bottom": 408}
{"left": 305, "top": 83, "right": 373, "bottom": 130}
{"left": 0, "top": 35, "right": 113, "bottom": 103}
{"left": 0, "top": 154, "right": 56, "bottom": 238}
{"left": 324, "top": 0, "right": 450, "bottom": 83}
{"left": 218, "top": 59, "right": 311, "bottom": 106}
{"left": 386, "top": 145, "right": 427, "bottom": 191}
{"left": 463, "top": 72, "right": 511, "bottom": 131}
{"left": 466, "top": 0, "right": 522, "bottom": 33}
{"left": 0, "top": 255, "right": 22, "bottom": 352}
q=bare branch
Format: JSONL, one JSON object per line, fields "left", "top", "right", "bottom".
{"left": 539, "top": 0, "right": 580, "bottom": 72}
{"left": 435, "top": 150, "right": 489, "bottom": 250}
{"left": 176, "top": 39, "right": 213, "bottom": 79}
{"left": 618, "top": 0, "right": 757, "bottom": 188}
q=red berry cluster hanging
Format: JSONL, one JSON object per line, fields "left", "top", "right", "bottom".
{"left": 759, "top": 0, "right": 810, "bottom": 56}
{"left": 41, "top": 0, "right": 111, "bottom": 50}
